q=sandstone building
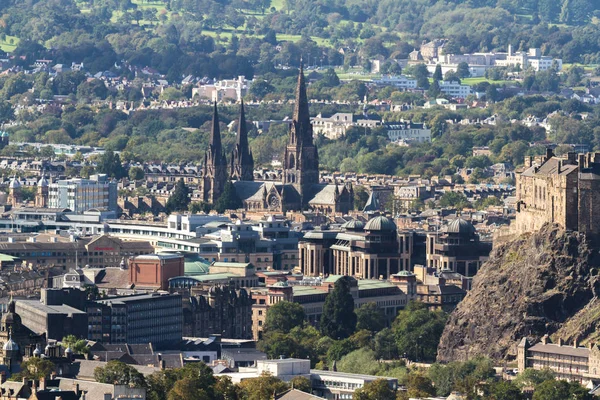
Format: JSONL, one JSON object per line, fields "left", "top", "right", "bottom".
{"left": 514, "top": 150, "right": 600, "bottom": 238}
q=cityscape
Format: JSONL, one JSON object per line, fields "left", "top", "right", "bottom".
{"left": 0, "top": 0, "right": 599, "bottom": 399}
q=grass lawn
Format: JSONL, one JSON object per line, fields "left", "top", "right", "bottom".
{"left": 0, "top": 36, "right": 20, "bottom": 53}
{"left": 271, "top": 0, "right": 285, "bottom": 11}
{"left": 462, "top": 77, "right": 513, "bottom": 86}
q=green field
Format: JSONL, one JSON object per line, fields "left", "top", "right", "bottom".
{"left": 0, "top": 36, "right": 20, "bottom": 53}
{"left": 461, "top": 76, "right": 513, "bottom": 86}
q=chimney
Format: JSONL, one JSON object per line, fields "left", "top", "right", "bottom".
{"left": 73, "top": 383, "right": 80, "bottom": 396}
{"left": 545, "top": 148, "right": 553, "bottom": 161}
{"left": 104, "top": 394, "right": 112, "bottom": 400}
{"left": 574, "top": 338, "right": 579, "bottom": 348}
{"left": 40, "top": 378, "right": 46, "bottom": 391}
{"left": 558, "top": 338, "right": 563, "bottom": 346}
{"left": 567, "top": 152, "right": 576, "bottom": 164}
{"left": 541, "top": 334, "right": 549, "bottom": 345}
{"left": 579, "top": 154, "right": 586, "bottom": 168}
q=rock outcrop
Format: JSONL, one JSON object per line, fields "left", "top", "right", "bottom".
{"left": 437, "top": 223, "right": 600, "bottom": 362}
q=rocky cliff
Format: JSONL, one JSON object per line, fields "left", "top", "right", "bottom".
{"left": 437, "top": 223, "right": 600, "bottom": 362}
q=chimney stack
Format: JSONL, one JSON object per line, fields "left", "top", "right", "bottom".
{"left": 558, "top": 338, "right": 563, "bottom": 347}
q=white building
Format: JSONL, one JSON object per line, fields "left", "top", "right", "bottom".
{"left": 385, "top": 121, "right": 431, "bottom": 144}
{"left": 493, "top": 46, "right": 562, "bottom": 71}
{"left": 192, "top": 76, "right": 251, "bottom": 102}
{"left": 217, "top": 358, "right": 399, "bottom": 400}
{"left": 311, "top": 113, "right": 381, "bottom": 139}
{"left": 439, "top": 80, "right": 472, "bottom": 99}
{"left": 48, "top": 174, "right": 117, "bottom": 212}
{"left": 372, "top": 75, "right": 418, "bottom": 89}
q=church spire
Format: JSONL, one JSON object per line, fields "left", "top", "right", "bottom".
{"left": 201, "top": 102, "right": 228, "bottom": 203}
{"left": 231, "top": 100, "right": 254, "bottom": 181}
{"left": 210, "top": 101, "right": 222, "bottom": 156}
{"left": 290, "top": 63, "right": 313, "bottom": 146}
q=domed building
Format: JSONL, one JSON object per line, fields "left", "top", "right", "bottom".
{"left": 300, "top": 215, "right": 413, "bottom": 279}
{"left": 0, "top": 300, "right": 46, "bottom": 370}
{"left": 425, "top": 217, "right": 492, "bottom": 277}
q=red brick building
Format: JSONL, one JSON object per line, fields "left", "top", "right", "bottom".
{"left": 129, "top": 254, "right": 184, "bottom": 290}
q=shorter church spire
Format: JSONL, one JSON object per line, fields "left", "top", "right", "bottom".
{"left": 231, "top": 100, "right": 254, "bottom": 181}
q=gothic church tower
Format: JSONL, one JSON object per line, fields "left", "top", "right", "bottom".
{"left": 283, "top": 64, "right": 319, "bottom": 204}
{"left": 202, "top": 103, "right": 228, "bottom": 203}
{"left": 230, "top": 100, "right": 254, "bottom": 181}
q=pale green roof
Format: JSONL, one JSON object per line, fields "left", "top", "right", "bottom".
{"left": 185, "top": 260, "right": 210, "bottom": 276}
{"left": 187, "top": 273, "right": 238, "bottom": 281}
{"left": 324, "top": 275, "right": 344, "bottom": 283}
{"left": 212, "top": 262, "right": 253, "bottom": 269}
{"left": 0, "top": 253, "right": 17, "bottom": 262}
{"left": 292, "top": 286, "right": 327, "bottom": 296}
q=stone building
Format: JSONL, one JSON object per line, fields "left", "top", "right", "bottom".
{"left": 233, "top": 66, "right": 354, "bottom": 215}
{"left": 0, "top": 300, "right": 46, "bottom": 366}
{"left": 517, "top": 335, "right": 600, "bottom": 385}
{"left": 184, "top": 285, "right": 253, "bottom": 339}
{"left": 514, "top": 150, "right": 600, "bottom": 238}
{"left": 230, "top": 100, "right": 254, "bottom": 182}
{"left": 300, "top": 216, "right": 413, "bottom": 280}
{"left": 199, "top": 103, "right": 229, "bottom": 204}
{"left": 425, "top": 218, "right": 492, "bottom": 277}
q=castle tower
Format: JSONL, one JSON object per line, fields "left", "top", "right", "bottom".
{"left": 7, "top": 177, "right": 21, "bottom": 207}
{"left": 35, "top": 175, "right": 49, "bottom": 208}
{"left": 283, "top": 64, "right": 319, "bottom": 205}
{"left": 201, "top": 102, "right": 228, "bottom": 204}
{"left": 230, "top": 100, "right": 254, "bottom": 181}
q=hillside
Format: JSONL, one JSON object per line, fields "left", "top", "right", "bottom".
{"left": 437, "top": 223, "right": 600, "bottom": 362}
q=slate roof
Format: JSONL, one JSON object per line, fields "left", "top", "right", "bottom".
{"left": 277, "top": 389, "right": 325, "bottom": 400}
{"left": 528, "top": 343, "right": 590, "bottom": 358}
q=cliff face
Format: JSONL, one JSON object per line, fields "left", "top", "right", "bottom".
{"left": 437, "top": 224, "right": 600, "bottom": 362}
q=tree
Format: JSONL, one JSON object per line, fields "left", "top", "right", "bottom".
{"left": 167, "top": 378, "right": 211, "bottom": 400}
{"left": 264, "top": 301, "right": 305, "bottom": 333}
{"left": 237, "top": 373, "right": 288, "bottom": 400}
{"left": 189, "top": 201, "right": 212, "bottom": 214}
{"left": 353, "top": 379, "right": 396, "bottom": 400}
{"left": 438, "top": 191, "right": 471, "bottom": 210}
{"left": 411, "top": 64, "right": 430, "bottom": 89}
{"left": 289, "top": 376, "right": 311, "bottom": 393}
{"left": 433, "top": 64, "right": 443, "bottom": 81}
{"left": 487, "top": 380, "right": 524, "bottom": 400}
{"left": 165, "top": 178, "right": 190, "bottom": 213}
{"left": 128, "top": 166, "right": 144, "bottom": 181}
{"left": 456, "top": 62, "right": 470, "bottom": 78}
{"left": 401, "top": 373, "right": 436, "bottom": 400}
{"left": 62, "top": 334, "right": 89, "bottom": 355}
{"left": 213, "top": 181, "right": 243, "bottom": 213}
{"left": 9, "top": 358, "right": 55, "bottom": 381}
{"left": 94, "top": 360, "right": 146, "bottom": 388}
{"left": 373, "top": 328, "right": 398, "bottom": 360}
{"left": 0, "top": 101, "right": 14, "bottom": 123}
{"left": 356, "top": 302, "right": 386, "bottom": 332}
{"left": 97, "top": 150, "right": 126, "bottom": 179}
{"left": 513, "top": 368, "right": 555, "bottom": 389}
{"left": 532, "top": 379, "right": 593, "bottom": 400}
{"left": 320, "top": 276, "right": 357, "bottom": 339}
{"left": 427, "top": 79, "right": 441, "bottom": 98}
{"left": 392, "top": 301, "right": 446, "bottom": 361}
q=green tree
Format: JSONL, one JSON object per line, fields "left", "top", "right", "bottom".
{"left": 438, "top": 191, "right": 471, "bottom": 210}
{"left": 433, "top": 64, "right": 443, "bottom": 81}
{"left": 94, "top": 360, "right": 146, "bottom": 388}
{"left": 353, "top": 379, "right": 396, "bottom": 400}
{"left": 167, "top": 378, "right": 211, "bottom": 400}
{"left": 165, "top": 178, "right": 190, "bottom": 213}
{"left": 97, "top": 150, "right": 126, "bottom": 179}
{"left": 289, "top": 376, "right": 312, "bottom": 393}
{"left": 411, "top": 64, "right": 430, "bottom": 89}
{"left": 487, "top": 380, "right": 524, "bottom": 400}
{"left": 189, "top": 201, "right": 212, "bottom": 214}
{"left": 213, "top": 180, "right": 243, "bottom": 213}
{"left": 393, "top": 301, "right": 446, "bottom": 361}
{"left": 401, "top": 373, "right": 436, "bottom": 400}
{"left": 62, "top": 334, "right": 90, "bottom": 355}
{"left": 456, "top": 62, "right": 470, "bottom": 78}
{"left": 264, "top": 300, "right": 306, "bottom": 333}
{"left": 320, "top": 276, "right": 357, "bottom": 339}
{"left": 237, "top": 373, "right": 288, "bottom": 400}
{"left": 532, "top": 379, "right": 593, "bottom": 400}
{"left": 355, "top": 302, "right": 386, "bottom": 332}
{"left": 427, "top": 79, "right": 441, "bottom": 98}
{"left": 128, "top": 166, "right": 144, "bottom": 181}
{"left": 513, "top": 368, "right": 555, "bottom": 389}
{"left": 9, "top": 358, "right": 55, "bottom": 381}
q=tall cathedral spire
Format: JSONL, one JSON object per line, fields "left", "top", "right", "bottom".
{"left": 231, "top": 100, "right": 254, "bottom": 181}
{"left": 283, "top": 64, "right": 319, "bottom": 205}
{"left": 290, "top": 62, "right": 313, "bottom": 146}
{"left": 201, "top": 102, "right": 228, "bottom": 203}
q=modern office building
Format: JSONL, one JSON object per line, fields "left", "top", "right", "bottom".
{"left": 48, "top": 174, "right": 118, "bottom": 212}
{"left": 87, "top": 293, "right": 183, "bottom": 347}
{"left": 15, "top": 300, "right": 88, "bottom": 340}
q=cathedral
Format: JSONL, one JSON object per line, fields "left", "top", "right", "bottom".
{"left": 199, "top": 66, "right": 353, "bottom": 214}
